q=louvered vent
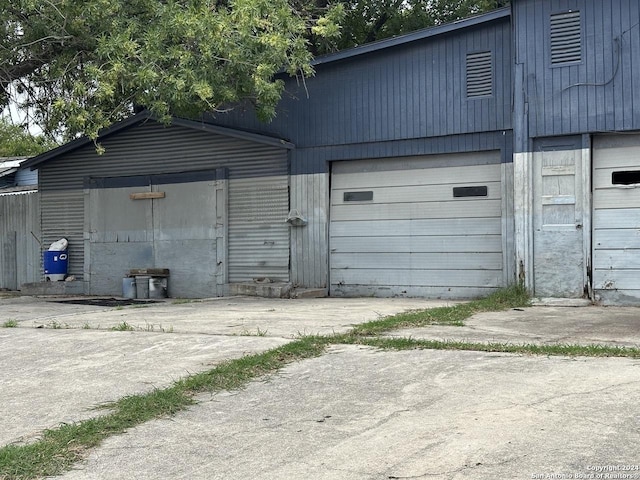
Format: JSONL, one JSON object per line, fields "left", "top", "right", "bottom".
{"left": 466, "top": 51, "right": 493, "bottom": 98}
{"left": 550, "top": 11, "right": 582, "bottom": 65}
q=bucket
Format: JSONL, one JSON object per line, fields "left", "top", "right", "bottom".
{"left": 135, "top": 276, "right": 150, "bottom": 299}
{"left": 149, "top": 277, "right": 168, "bottom": 299}
{"left": 122, "top": 278, "right": 137, "bottom": 299}
{"left": 43, "top": 250, "right": 68, "bottom": 281}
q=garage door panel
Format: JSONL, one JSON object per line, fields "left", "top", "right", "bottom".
{"left": 594, "top": 270, "right": 640, "bottom": 290}
{"left": 331, "top": 164, "right": 501, "bottom": 189}
{"left": 593, "top": 189, "right": 640, "bottom": 209}
{"left": 331, "top": 199, "right": 502, "bottom": 221}
{"left": 331, "top": 182, "right": 501, "bottom": 205}
{"left": 593, "top": 250, "right": 640, "bottom": 270}
{"left": 330, "top": 285, "right": 499, "bottom": 298}
{"left": 331, "top": 235, "right": 502, "bottom": 253}
{"left": 593, "top": 167, "right": 640, "bottom": 189}
{"left": 331, "top": 268, "right": 503, "bottom": 288}
{"left": 593, "top": 209, "right": 640, "bottom": 229}
{"left": 592, "top": 148, "right": 640, "bottom": 170}
{"left": 330, "top": 252, "right": 503, "bottom": 270}
{"left": 330, "top": 218, "right": 502, "bottom": 237}
{"left": 593, "top": 229, "right": 640, "bottom": 249}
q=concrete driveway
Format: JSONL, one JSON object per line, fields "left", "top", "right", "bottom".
{"left": 1, "top": 294, "right": 639, "bottom": 479}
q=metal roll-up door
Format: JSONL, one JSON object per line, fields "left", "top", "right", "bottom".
{"left": 228, "top": 175, "right": 290, "bottom": 283}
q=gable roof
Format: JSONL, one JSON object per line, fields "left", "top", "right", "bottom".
{"left": 312, "top": 7, "right": 511, "bottom": 66}
{"left": 22, "top": 111, "right": 294, "bottom": 170}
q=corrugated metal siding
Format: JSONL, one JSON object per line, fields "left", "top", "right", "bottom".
{"left": 40, "top": 189, "right": 84, "bottom": 278}
{"left": 514, "top": 0, "right": 640, "bottom": 140}
{"left": 228, "top": 176, "right": 290, "bottom": 282}
{"left": 212, "top": 16, "right": 512, "bottom": 148}
{"left": 0, "top": 192, "right": 41, "bottom": 289}
{"left": 38, "top": 121, "right": 289, "bottom": 281}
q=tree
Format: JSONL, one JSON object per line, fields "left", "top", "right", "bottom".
{"left": 0, "top": 0, "right": 343, "bottom": 141}
{"left": 322, "top": 0, "right": 509, "bottom": 53}
{"left": 0, "top": 118, "right": 56, "bottom": 156}
{"left": 1, "top": 1, "right": 504, "bottom": 142}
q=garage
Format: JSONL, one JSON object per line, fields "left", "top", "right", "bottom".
{"left": 329, "top": 152, "right": 505, "bottom": 298}
{"left": 592, "top": 134, "right": 640, "bottom": 304}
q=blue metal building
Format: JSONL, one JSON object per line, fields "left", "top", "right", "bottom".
{"left": 21, "top": 0, "right": 640, "bottom": 303}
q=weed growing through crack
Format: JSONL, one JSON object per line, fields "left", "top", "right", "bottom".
{"left": 2, "top": 319, "right": 18, "bottom": 328}
{"left": 142, "top": 323, "right": 174, "bottom": 333}
{"left": 348, "top": 284, "right": 530, "bottom": 336}
{"left": 110, "top": 321, "right": 134, "bottom": 332}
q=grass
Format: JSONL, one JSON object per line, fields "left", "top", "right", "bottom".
{"left": 2, "top": 320, "right": 18, "bottom": 328}
{"left": 349, "top": 284, "right": 530, "bottom": 336}
{"left": 109, "top": 321, "right": 134, "bottom": 332}
{"left": 2, "top": 284, "right": 638, "bottom": 480}
{"left": 171, "top": 299, "right": 195, "bottom": 305}
{"left": 0, "top": 336, "right": 328, "bottom": 480}
{"left": 337, "top": 336, "right": 640, "bottom": 358}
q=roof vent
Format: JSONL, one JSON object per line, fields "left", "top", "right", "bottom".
{"left": 550, "top": 11, "right": 582, "bottom": 65}
{"left": 466, "top": 51, "right": 493, "bottom": 98}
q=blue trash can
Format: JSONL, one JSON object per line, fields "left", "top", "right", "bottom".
{"left": 44, "top": 250, "right": 68, "bottom": 281}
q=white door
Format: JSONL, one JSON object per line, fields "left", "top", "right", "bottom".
{"left": 532, "top": 137, "right": 588, "bottom": 298}
{"left": 593, "top": 134, "right": 640, "bottom": 304}
{"left": 329, "top": 152, "right": 504, "bottom": 298}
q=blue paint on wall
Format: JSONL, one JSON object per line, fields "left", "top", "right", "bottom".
{"left": 212, "top": 14, "right": 513, "bottom": 174}
{"left": 513, "top": 0, "right": 640, "bottom": 146}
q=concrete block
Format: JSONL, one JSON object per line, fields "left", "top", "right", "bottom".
{"left": 292, "top": 288, "right": 328, "bottom": 299}
{"left": 20, "top": 281, "right": 86, "bottom": 296}
{"left": 228, "top": 283, "right": 293, "bottom": 298}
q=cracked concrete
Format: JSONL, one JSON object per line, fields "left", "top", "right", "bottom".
{"left": 390, "top": 305, "right": 640, "bottom": 347}
{"left": 57, "top": 346, "right": 640, "bottom": 480}
{"left": 2, "top": 296, "right": 640, "bottom": 479}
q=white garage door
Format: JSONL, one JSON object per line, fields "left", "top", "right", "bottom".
{"left": 593, "top": 135, "right": 640, "bottom": 304}
{"left": 329, "top": 152, "right": 504, "bottom": 298}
